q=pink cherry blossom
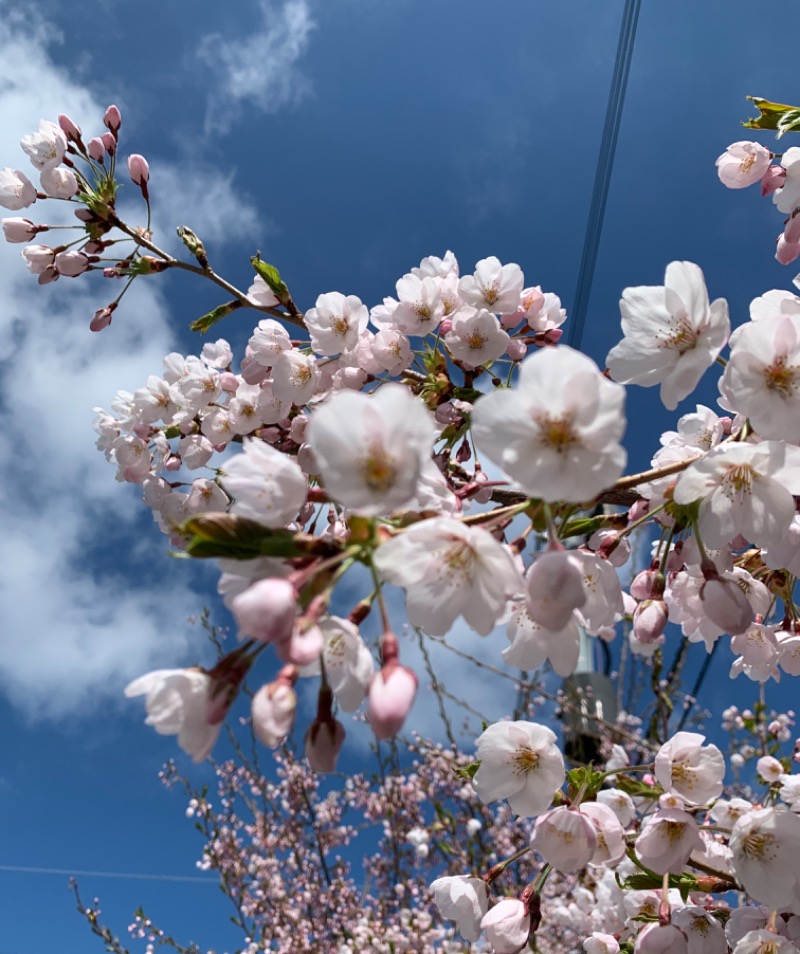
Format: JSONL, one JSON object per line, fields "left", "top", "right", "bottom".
{"left": 307, "top": 383, "right": 435, "bottom": 517}
{"left": 367, "top": 659, "right": 418, "bottom": 741}
{"left": 531, "top": 806, "right": 597, "bottom": 872}
{"left": 480, "top": 898, "right": 530, "bottom": 954}
{"left": 459, "top": 256, "right": 524, "bottom": 314}
{"left": 716, "top": 141, "right": 772, "bottom": 188}
{"left": 220, "top": 438, "right": 308, "bottom": 527}
{"left": 304, "top": 291, "right": 369, "bottom": 355}
{"left": 654, "top": 731, "right": 725, "bottom": 804}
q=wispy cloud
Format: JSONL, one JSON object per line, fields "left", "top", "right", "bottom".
{"left": 198, "top": 0, "right": 316, "bottom": 136}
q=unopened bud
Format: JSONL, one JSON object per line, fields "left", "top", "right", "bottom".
{"left": 103, "top": 104, "right": 121, "bottom": 134}
{"left": 127, "top": 153, "right": 150, "bottom": 188}
{"left": 58, "top": 114, "right": 82, "bottom": 141}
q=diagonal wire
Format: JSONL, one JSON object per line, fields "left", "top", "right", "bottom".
{"left": 567, "top": 0, "right": 642, "bottom": 351}
{"left": 0, "top": 863, "right": 215, "bottom": 883}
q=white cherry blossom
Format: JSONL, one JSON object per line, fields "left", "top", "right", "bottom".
{"left": 654, "top": 731, "right": 725, "bottom": 804}
{"left": 729, "top": 807, "right": 800, "bottom": 910}
{"left": 221, "top": 438, "right": 308, "bottom": 527}
{"left": 373, "top": 517, "right": 523, "bottom": 636}
{"left": 124, "top": 669, "right": 220, "bottom": 763}
{"left": 305, "top": 291, "right": 369, "bottom": 355}
{"left": 606, "top": 261, "right": 729, "bottom": 411}
{"left": 459, "top": 256, "right": 524, "bottom": 314}
{"left": 471, "top": 346, "right": 626, "bottom": 503}
{"left": 429, "top": 876, "right": 489, "bottom": 942}
{"left": 473, "top": 720, "right": 565, "bottom": 817}
{"left": 307, "top": 384, "right": 435, "bottom": 517}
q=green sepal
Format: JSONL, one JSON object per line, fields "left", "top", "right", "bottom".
{"left": 621, "top": 871, "right": 696, "bottom": 903}
{"left": 190, "top": 300, "right": 240, "bottom": 334}
{"left": 559, "top": 515, "right": 609, "bottom": 539}
{"left": 182, "top": 513, "right": 308, "bottom": 559}
{"left": 453, "top": 761, "right": 480, "bottom": 781}
{"left": 565, "top": 765, "right": 606, "bottom": 803}
{"left": 251, "top": 254, "right": 290, "bottom": 304}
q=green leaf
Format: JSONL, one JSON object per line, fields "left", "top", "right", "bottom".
{"left": 190, "top": 300, "right": 239, "bottom": 334}
{"left": 742, "top": 96, "right": 800, "bottom": 132}
{"left": 566, "top": 765, "right": 607, "bottom": 803}
{"left": 559, "top": 515, "right": 609, "bottom": 538}
{"left": 177, "top": 225, "right": 209, "bottom": 267}
{"left": 182, "top": 513, "right": 307, "bottom": 559}
{"left": 251, "top": 254, "right": 290, "bottom": 304}
{"left": 453, "top": 761, "right": 480, "bottom": 780}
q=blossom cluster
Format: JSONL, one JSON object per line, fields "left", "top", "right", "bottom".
{"left": 10, "top": 102, "right": 800, "bottom": 953}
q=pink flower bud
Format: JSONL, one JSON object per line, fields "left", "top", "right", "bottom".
{"left": 87, "top": 137, "right": 105, "bottom": 162}
{"left": 633, "top": 923, "right": 687, "bottom": 953}
{"left": 90, "top": 304, "right": 117, "bottom": 333}
{"left": 251, "top": 667, "right": 297, "bottom": 748}
{"left": 506, "top": 338, "right": 527, "bottom": 361}
{"left": 367, "top": 662, "right": 418, "bottom": 741}
{"left": 101, "top": 131, "right": 116, "bottom": 155}
{"left": 633, "top": 599, "right": 669, "bottom": 644}
{"left": 776, "top": 232, "right": 800, "bottom": 265}
{"left": 700, "top": 576, "right": 753, "bottom": 635}
{"left": 127, "top": 153, "right": 150, "bottom": 187}
{"left": 231, "top": 578, "right": 296, "bottom": 644}
{"left": 761, "top": 164, "right": 786, "bottom": 196}
{"left": 103, "top": 104, "right": 121, "bottom": 133}
{"left": 58, "top": 114, "right": 82, "bottom": 140}
{"left": 37, "top": 265, "right": 58, "bottom": 285}
{"left": 2, "top": 217, "right": 38, "bottom": 243}
{"left": 219, "top": 371, "right": 239, "bottom": 392}
{"left": 627, "top": 499, "right": 649, "bottom": 523}
{"left": 54, "top": 250, "right": 90, "bottom": 277}
{"left": 786, "top": 212, "right": 800, "bottom": 245}
{"left": 277, "top": 620, "right": 325, "bottom": 667}
{"left": 439, "top": 318, "right": 453, "bottom": 335}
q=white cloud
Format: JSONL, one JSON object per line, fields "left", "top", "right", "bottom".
{"left": 0, "top": 11, "right": 234, "bottom": 719}
{"left": 197, "top": 0, "right": 316, "bottom": 136}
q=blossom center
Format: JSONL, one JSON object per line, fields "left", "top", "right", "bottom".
{"left": 739, "top": 154, "right": 756, "bottom": 174}
{"left": 763, "top": 355, "right": 800, "bottom": 397}
{"left": 664, "top": 820, "right": 687, "bottom": 843}
{"left": 741, "top": 831, "right": 778, "bottom": 862}
{"left": 484, "top": 285, "right": 499, "bottom": 306}
{"left": 657, "top": 316, "right": 699, "bottom": 355}
{"left": 535, "top": 413, "right": 579, "bottom": 454}
{"left": 671, "top": 760, "right": 696, "bottom": 791}
{"left": 511, "top": 746, "right": 540, "bottom": 776}
{"left": 361, "top": 445, "right": 397, "bottom": 492}
{"left": 332, "top": 317, "right": 350, "bottom": 337}
{"left": 466, "top": 331, "right": 488, "bottom": 350}
{"left": 721, "top": 463, "right": 755, "bottom": 499}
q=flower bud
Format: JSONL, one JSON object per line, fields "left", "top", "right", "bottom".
{"left": 251, "top": 666, "right": 297, "bottom": 748}
{"left": 101, "top": 131, "right": 116, "bottom": 155}
{"left": 127, "top": 153, "right": 150, "bottom": 188}
{"left": 305, "top": 714, "right": 346, "bottom": 773}
{"left": 90, "top": 303, "right": 117, "bottom": 332}
{"left": 2, "top": 217, "right": 38, "bottom": 243}
{"left": 103, "top": 104, "right": 121, "bottom": 133}
{"left": 777, "top": 232, "right": 800, "bottom": 265}
{"left": 633, "top": 599, "right": 668, "bottom": 644}
{"left": 480, "top": 898, "right": 530, "bottom": 954}
{"left": 231, "top": 577, "right": 296, "bottom": 644}
{"left": 367, "top": 638, "right": 418, "bottom": 741}
{"left": 87, "top": 137, "right": 105, "bottom": 162}
{"left": 54, "top": 250, "right": 90, "bottom": 277}
{"left": 762, "top": 164, "right": 786, "bottom": 196}
{"left": 58, "top": 114, "right": 82, "bottom": 141}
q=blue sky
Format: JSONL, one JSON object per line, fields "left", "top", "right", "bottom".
{"left": 1, "top": 1, "right": 799, "bottom": 951}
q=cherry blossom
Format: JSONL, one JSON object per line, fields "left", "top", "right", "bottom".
{"left": 480, "top": 898, "right": 530, "bottom": 954}
{"left": 471, "top": 345, "right": 627, "bottom": 502}
{"left": 473, "top": 720, "right": 565, "bottom": 817}
{"left": 220, "top": 438, "right": 308, "bottom": 527}
{"left": 459, "top": 256, "right": 524, "bottom": 314}
{"left": 606, "top": 261, "right": 729, "bottom": 411}
{"left": 307, "top": 383, "right": 435, "bottom": 517}
{"left": 124, "top": 669, "right": 220, "bottom": 763}
{"left": 373, "top": 517, "right": 523, "bottom": 636}
{"left": 654, "top": 731, "right": 725, "bottom": 804}
{"left": 729, "top": 807, "right": 800, "bottom": 910}
{"left": 716, "top": 141, "right": 772, "bottom": 189}
{"left": 429, "top": 876, "right": 489, "bottom": 941}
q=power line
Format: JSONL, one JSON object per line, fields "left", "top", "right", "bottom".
{"left": 568, "top": 0, "right": 642, "bottom": 351}
{"left": 0, "top": 864, "right": 215, "bottom": 884}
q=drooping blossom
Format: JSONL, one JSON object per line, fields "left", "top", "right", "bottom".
{"left": 530, "top": 806, "right": 597, "bottom": 872}
{"left": 473, "top": 720, "right": 565, "bottom": 817}
{"left": 124, "top": 668, "right": 220, "bottom": 763}
{"left": 471, "top": 345, "right": 627, "bottom": 502}
{"left": 480, "top": 898, "right": 530, "bottom": 954}
{"left": 251, "top": 667, "right": 297, "bottom": 748}
{"left": 606, "top": 261, "right": 729, "bottom": 410}
{"left": 0, "top": 168, "right": 37, "bottom": 210}
{"left": 20, "top": 119, "right": 67, "bottom": 170}
{"left": 429, "top": 875, "right": 489, "bottom": 942}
